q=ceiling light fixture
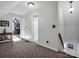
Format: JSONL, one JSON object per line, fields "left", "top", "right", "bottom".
{"left": 28, "top": 2, "right": 34, "bottom": 7}
{"left": 69, "top": 1, "right": 74, "bottom": 13}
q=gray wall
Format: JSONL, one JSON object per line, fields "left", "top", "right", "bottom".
{"left": 21, "top": 11, "right": 33, "bottom": 41}
{"left": 58, "top": 1, "right": 79, "bottom": 57}
{"left": 37, "top": 1, "right": 63, "bottom": 51}
{"left": 59, "top": 1, "right": 79, "bottom": 43}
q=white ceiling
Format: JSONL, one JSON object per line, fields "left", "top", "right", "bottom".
{"left": 0, "top": 1, "right": 20, "bottom": 16}
{"left": 0, "top": 1, "right": 39, "bottom": 16}
{"left": 11, "top": 1, "right": 39, "bottom": 16}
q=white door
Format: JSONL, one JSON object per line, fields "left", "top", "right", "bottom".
{"left": 33, "top": 15, "right": 38, "bottom": 43}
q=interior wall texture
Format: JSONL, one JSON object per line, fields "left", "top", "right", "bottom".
{"left": 22, "top": 11, "right": 33, "bottom": 41}
{"left": 58, "top": 1, "right": 79, "bottom": 57}
{"left": 37, "top": 1, "right": 63, "bottom": 51}
{"left": 61, "top": 1, "right": 79, "bottom": 43}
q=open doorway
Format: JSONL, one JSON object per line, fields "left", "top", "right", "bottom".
{"left": 12, "top": 18, "right": 21, "bottom": 42}
{"left": 12, "top": 18, "right": 20, "bottom": 36}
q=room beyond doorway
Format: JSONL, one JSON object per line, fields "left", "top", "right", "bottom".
{"left": 12, "top": 18, "right": 20, "bottom": 36}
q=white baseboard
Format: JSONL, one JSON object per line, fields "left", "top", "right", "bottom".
{"left": 37, "top": 42, "right": 58, "bottom": 52}
{"left": 64, "top": 49, "right": 78, "bottom": 57}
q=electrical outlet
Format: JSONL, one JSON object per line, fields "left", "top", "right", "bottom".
{"left": 46, "top": 41, "right": 49, "bottom": 43}
{"left": 52, "top": 25, "right": 56, "bottom": 28}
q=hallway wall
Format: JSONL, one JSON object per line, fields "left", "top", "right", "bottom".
{"left": 37, "top": 1, "right": 63, "bottom": 51}
{"left": 60, "top": 1, "right": 79, "bottom": 43}
{"left": 22, "top": 11, "right": 33, "bottom": 41}
{"left": 59, "top": 1, "right": 79, "bottom": 57}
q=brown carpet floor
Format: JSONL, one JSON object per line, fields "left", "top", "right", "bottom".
{"left": 0, "top": 39, "right": 76, "bottom": 58}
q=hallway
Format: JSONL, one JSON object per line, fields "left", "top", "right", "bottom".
{"left": 0, "top": 38, "right": 75, "bottom": 58}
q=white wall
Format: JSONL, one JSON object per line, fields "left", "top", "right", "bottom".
{"left": 22, "top": 11, "right": 33, "bottom": 41}
{"left": 61, "top": 1, "right": 79, "bottom": 43}
{"left": 58, "top": 2, "right": 64, "bottom": 43}
{"left": 59, "top": 1, "right": 79, "bottom": 57}
{"left": 58, "top": 2, "right": 64, "bottom": 52}
{"left": 37, "top": 1, "right": 63, "bottom": 51}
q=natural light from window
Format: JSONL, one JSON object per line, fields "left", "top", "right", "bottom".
{"left": 12, "top": 36, "right": 21, "bottom": 42}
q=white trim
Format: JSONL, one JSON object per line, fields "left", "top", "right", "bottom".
{"left": 37, "top": 42, "right": 58, "bottom": 52}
